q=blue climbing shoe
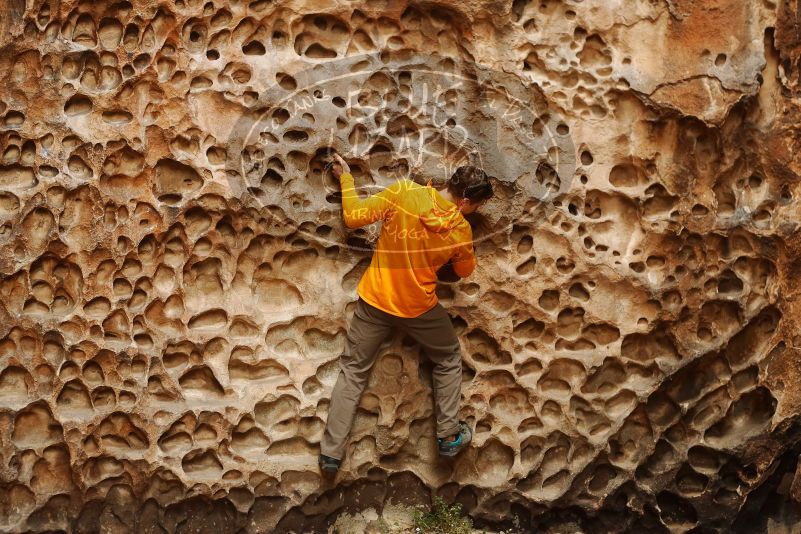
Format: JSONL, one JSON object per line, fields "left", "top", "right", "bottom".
{"left": 438, "top": 422, "right": 472, "bottom": 457}
{"left": 318, "top": 454, "right": 341, "bottom": 473}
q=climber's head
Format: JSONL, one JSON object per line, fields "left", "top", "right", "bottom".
{"left": 447, "top": 166, "right": 494, "bottom": 214}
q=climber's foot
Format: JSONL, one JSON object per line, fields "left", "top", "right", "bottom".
{"left": 318, "top": 454, "right": 341, "bottom": 474}
{"left": 438, "top": 422, "right": 472, "bottom": 457}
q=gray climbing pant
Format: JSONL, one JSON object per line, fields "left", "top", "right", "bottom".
{"left": 320, "top": 298, "right": 463, "bottom": 460}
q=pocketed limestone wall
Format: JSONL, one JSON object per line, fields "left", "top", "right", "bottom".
{"left": 1, "top": 0, "right": 800, "bottom": 532}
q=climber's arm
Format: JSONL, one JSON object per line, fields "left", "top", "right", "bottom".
{"left": 332, "top": 154, "right": 398, "bottom": 228}
{"left": 450, "top": 230, "right": 477, "bottom": 278}
{"left": 338, "top": 172, "right": 400, "bottom": 228}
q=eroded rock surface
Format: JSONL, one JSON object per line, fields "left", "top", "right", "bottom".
{"left": 0, "top": 0, "right": 800, "bottom": 532}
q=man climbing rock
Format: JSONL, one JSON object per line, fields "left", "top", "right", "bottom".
{"left": 319, "top": 153, "right": 494, "bottom": 474}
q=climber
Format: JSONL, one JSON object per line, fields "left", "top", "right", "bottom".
{"left": 318, "top": 153, "right": 494, "bottom": 474}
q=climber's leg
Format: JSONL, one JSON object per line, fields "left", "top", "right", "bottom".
{"left": 320, "top": 298, "right": 393, "bottom": 461}
{"left": 401, "top": 303, "right": 462, "bottom": 440}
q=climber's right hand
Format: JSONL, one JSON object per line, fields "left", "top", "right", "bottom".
{"left": 331, "top": 153, "right": 350, "bottom": 178}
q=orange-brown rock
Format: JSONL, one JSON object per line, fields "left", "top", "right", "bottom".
{"left": 0, "top": 0, "right": 800, "bottom": 532}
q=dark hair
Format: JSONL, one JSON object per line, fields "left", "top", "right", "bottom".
{"left": 447, "top": 166, "right": 494, "bottom": 203}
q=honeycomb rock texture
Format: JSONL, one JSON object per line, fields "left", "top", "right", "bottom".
{"left": 1, "top": 0, "right": 801, "bottom": 532}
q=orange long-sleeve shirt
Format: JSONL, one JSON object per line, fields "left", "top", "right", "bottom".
{"left": 339, "top": 172, "right": 476, "bottom": 318}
